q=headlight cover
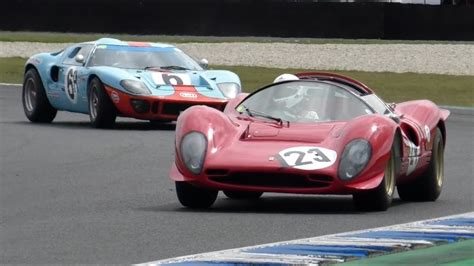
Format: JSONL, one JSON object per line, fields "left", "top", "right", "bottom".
{"left": 217, "top": 82, "right": 240, "bottom": 99}
{"left": 120, "top": 79, "right": 151, "bottom": 95}
{"left": 180, "top": 132, "right": 207, "bottom": 175}
{"left": 338, "top": 139, "right": 372, "bottom": 180}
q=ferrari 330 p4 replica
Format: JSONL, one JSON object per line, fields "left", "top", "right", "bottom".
{"left": 170, "top": 72, "right": 449, "bottom": 211}
{"left": 22, "top": 38, "right": 241, "bottom": 128}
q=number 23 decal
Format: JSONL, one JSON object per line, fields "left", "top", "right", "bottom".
{"left": 151, "top": 72, "right": 191, "bottom": 86}
{"left": 277, "top": 146, "right": 337, "bottom": 170}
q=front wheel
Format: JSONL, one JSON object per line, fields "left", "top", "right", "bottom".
{"left": 88, "top": 78, "right": 117, "bottom": 128}
{"left": 353, "top": 143, "right": 396, "bottom": 212}
{"left": 398, "top": 127, "right": 444, "bottom": 201}
{"left": 223, "top": 190, "right": 263, "bottom": 200}
{"left": 175, "top": 182, "right": 218, "bottom": 209}
{"left": 22, "top": 68, "right": 57, "bottom": 123}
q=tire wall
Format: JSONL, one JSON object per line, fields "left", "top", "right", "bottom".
{"left": 1, "top": 0, "right": 473, "bottom": 41}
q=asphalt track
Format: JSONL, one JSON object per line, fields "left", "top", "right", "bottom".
{"left": 0, "top": 84, "right": 473, "bottom": 264}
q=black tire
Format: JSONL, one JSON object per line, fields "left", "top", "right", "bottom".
{"left": 175, "top": 181, "right": 218, "bottom": 209}
{"left": 149, "top": 119, "right": 172, "bottom": 125}
{"left": 22, "top": 68, "right": 57, "bottom": 123}
{"left": 353, "top": 143, "right": 397, "bottom": 212}
{"left": 398, "top": 127, "right": 444, "bottom": 201}
{"left": 88, "top": 78, "right": 117, "bottom": 128}
{"left": 223, "top": 190, "right": 263, "bottom": 200}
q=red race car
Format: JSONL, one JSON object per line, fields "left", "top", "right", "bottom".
{"left": 170, "top": 72, "right": 450, "bottom": 211}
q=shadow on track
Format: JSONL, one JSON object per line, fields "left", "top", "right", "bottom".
{"left": 140, "top": 196, "right": 407, "bottom": 215}
{"left": 3, "top": 120, "right": 176, "bottom": 131}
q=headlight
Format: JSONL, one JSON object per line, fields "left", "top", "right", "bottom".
{"left": 120, "top": 80, "right": 151, "bottom": 95}
{"left": 217, "top": 82, "right": 240, "bottom": 99}
{"left": 338, "top": 139, "right": 372, "bottom": 180}
{"left": 180, "top": 132, "right": 207, "bottom": 174}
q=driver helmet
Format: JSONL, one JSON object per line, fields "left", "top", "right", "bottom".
{"left": 272, "top": 74, "right": 305, "bottom": 109}
{"left": 273, "top": 73, "right": 299, "bottom": 83}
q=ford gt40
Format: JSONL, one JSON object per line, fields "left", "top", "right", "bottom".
{"left": 170, "top": 72, "right": 450, "bottom": 211}
{"left": 22, "top": 38, "right": 241, "bottom": 128}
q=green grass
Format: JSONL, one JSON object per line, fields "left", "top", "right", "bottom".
{"left": 342, "top": 239, "right": 474, "bottom": 266}
{"left": 2, "top": 57, "right": 473, "bottom": 107}
{"left": 0, "top": 57, "right": 25, "bottom": 83}
{"left": 1, "top": 31, "right": 472, "bottom": 44}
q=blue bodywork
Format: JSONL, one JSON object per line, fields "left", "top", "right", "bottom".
{"left": 24, "top": 38, "right": 241, "bottom": 114}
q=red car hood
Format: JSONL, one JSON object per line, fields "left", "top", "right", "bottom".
{"left": 243, "top": 120, "right": 341, "bottom": 143}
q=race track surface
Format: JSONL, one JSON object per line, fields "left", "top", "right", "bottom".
{"left": 1, "top": 85, "right": 473, "bottom": 264}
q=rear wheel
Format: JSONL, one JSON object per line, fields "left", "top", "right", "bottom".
{"left": 223, "top": 190, "right": 263, "bottom": 200}
{"left": 88, "top": 78, "right": 117, "bottom": 128}
{"left": 353, "top": 143, "right": 396, "bottom": 212}
{"left": 398, "top": 127, "right": 444, "bottom": 201}
{"left": 175, "top": 181, "right": 218, "bottom": 209}
{"left": 22, "top": 68, "right": 57, "bottom": 123}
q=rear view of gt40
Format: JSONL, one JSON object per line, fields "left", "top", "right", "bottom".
{"left": 22, "top": 38, "right": 241, "bottom": 128}
{"left": 170, "top": 72, "right": 450, "bottom": 211}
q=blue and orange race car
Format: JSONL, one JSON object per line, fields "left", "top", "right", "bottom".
{"left": 22, "top": 38, "right": 241, "bottom": 128}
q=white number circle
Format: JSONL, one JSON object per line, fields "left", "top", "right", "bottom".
{"left": 278, "top": 146, "right": 337, "bottom": 170}
{"left": 151, "top": 72, "right": 191, "bottom": 86}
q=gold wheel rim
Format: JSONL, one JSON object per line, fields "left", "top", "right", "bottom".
{"left": 385, "top": 151, "right": 395, "bottom": 196}
{"left": 435, "top": 141, "right": 444, "bottom": 188}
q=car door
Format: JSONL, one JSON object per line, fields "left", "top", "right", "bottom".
{"left": 58, "top": 44, "right": 94, "bottom": 113}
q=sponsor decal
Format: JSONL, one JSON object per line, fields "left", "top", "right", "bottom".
{"left": 110, "top": 91, "right": 120, "bottom": 103}
{"left": 277, "top": 146, "right": 337, "bottom": 170}
{"left": 404, "top": 138, "right": 421, "bottom": 175}
{"left": 64, "top": 67, "right": 78, "bottom": 103}
{"left": 179, "top": 92, "right": 197, "bottom": 99}
{"left": 151, "top": 72, "right": 192, "bottom": 86}
{"left": 424, "top": 125, "right": 431, "bottom": 143}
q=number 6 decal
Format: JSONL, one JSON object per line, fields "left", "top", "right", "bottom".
{"left": 151, "top": 72, "right": 191, "bottom": 86}
{"left": 277, "top": 146, "right": 337, "bottom": 170}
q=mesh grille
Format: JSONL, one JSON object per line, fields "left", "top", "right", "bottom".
{"left": 209, "top": 172, "right": 333, "bottom": 188}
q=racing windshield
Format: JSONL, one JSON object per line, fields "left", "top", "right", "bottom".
{"left": 87, "top": 45, "right": 203, "bottom": 70}
{"left": 237, "top": 81, "right": 374, "bottom": 123}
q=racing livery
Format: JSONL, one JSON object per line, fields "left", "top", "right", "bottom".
{"left": 22, "top": 38, "right": 241, "bottom": 128}
{"left": 171, "top": 72, "right": 450, "bottom": 211}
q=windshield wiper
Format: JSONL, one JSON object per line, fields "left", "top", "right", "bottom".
{"left": 159, "top": 65, "right": 190, "bottom": 70}
{"left": 241, "top": 105, "right": 289, "bottom": 127}
{"left": 144, "top": 65, "right": 190, "bottom": 71}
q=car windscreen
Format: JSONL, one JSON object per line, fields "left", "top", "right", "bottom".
{"left": 237, "top": 81, "right": 374, "bottom": 123}
{"left": 87, "top": 45, "right": 203, "bottom": 70}
{"left": 361, "top": 94, "right": 392, "bottom": 115}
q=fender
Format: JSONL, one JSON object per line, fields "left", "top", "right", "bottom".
{"left": 24, "top": 53, "right": 63, "bottom": 107}
{"left": 175, "top": 106, "right": 241, "bottom": 177}
{"left": 396, "top": 100, "right": 450, "bottom": 149}
{"left": 338, "top": 114, "right": 399, "bottom": 190}
{"left": 201, "top": 70, "right": 241, "bottom": 85}
{"left": 88, "top": 66, "right": 138, "bottom": 92}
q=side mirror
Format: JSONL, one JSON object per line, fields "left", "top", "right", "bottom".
{"left": 389, "top": 113, "right": 402, "bottom": 124}
{"left": 75, "top": 54, "right": 85, "bottom": 64}
{"left": 388, "top": 102, "right": 397, "bottom": 111}
{"left": 199, "top": 58, "right": 209, "bottom": 69}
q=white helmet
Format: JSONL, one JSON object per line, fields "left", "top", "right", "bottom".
{"left": 273, "top": 73, "right": 299, "bottom": 83}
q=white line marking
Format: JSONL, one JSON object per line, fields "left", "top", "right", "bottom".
{"left": 0, "top": 82, "right": 21, "bottom": 86}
